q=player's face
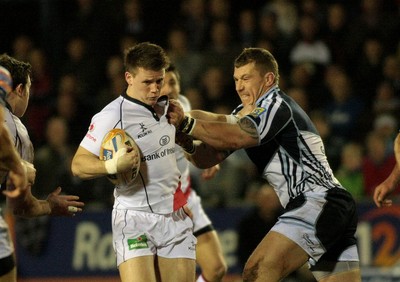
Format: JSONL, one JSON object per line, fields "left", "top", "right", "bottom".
{"left": 233, "top": 62, "right": 272, "bottom": 106}
{"left": 125, "top": 67, "right": 165, "bottom": 106}
{"left": 14, "top": 75, "right": 31, "bottom": 117}
{"left": 160, "top": 71, "right": 180, "bottom": 100}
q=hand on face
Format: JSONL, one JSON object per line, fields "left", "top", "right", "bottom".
{"left": 167, "top": 99, "right": 185, "bottom": 128}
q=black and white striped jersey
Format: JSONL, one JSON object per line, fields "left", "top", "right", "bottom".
{"left": 233, "top": 86, "right": 343, "bottom": 207}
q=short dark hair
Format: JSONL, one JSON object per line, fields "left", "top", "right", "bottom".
{"left": 124, "top": 42, "right": 170, "bottom": 74}
{"left": 0, "top": 53, "right": 32, "bottom": 90}
{"left": 234, "top": 48, "right": 280, "bottom": 84}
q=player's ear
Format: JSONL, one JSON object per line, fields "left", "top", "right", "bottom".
{"left": 15, "top": 83, "right": 24, "bottom": 97}
{"left": 125, "top": 71, "right": 134, "bottom": 85}
{"left": 264, "top": 72, "right": 275, "bottom": 86}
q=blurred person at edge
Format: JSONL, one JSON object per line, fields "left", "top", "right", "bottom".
{"left": 161, "top": 64, "right": 227, "bottom": 282}
{"left": 374, "top": 131, "right": 400, "bottom": 207}
{"left": 0, "top": 65, "right": 28, "bottom": 196}
{"left": 363, "top": 130, "right": 399, "bottom": 197}
{"left": 0, "top": 54, "right": 84, "bottom": 282}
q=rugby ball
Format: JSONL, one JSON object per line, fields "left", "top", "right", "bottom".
{"left": 99, "top": 129, "right": 140, "bottom": 185}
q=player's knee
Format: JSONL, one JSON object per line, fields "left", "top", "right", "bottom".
{"left": 203, "top": 260, "right": 227, "bottom": 282}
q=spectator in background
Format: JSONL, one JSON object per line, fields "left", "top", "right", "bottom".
{"left": 54, "top": 73, "right": 91, "bottom": 147}
{"left": 24, "top": 48, "right": 54, "bottom": 146}
{"left": 286, "top": 87, "right": 310, "bottom": 113}
{"left": 202, "top": 20, "right": 241, "bottom": 76}
{"left": 353, "top": 37, "right": 385, "bottom": 107}
{"left": 198, "top": 66, "right": 237, "bottom": 111}
{"left": 289, "top": 14, "right": 331, "bottom": 79}
{"left": 59, "top": 36, "right": 101, "bottom": 109}
{"left": 373, "top": 114, "right": 398, "bottom": 156}
{"left": 177, "top": 0, "right": 210, "bottom": 51}
{"left": 11, "top": 34, "right": 34, "bottom": 62}
{"left": 322, "top": 2, "right": 351, "bottom": 69}
{"left": 118, "top": 0, "right": 146, "bottom": 42}
{"left": 258, "top": 6, "right": 293, "bottom": 74}
{"left": 382, "top": 54, "right": 400, "bottom": 96}
{"left": 236, "top": 9, "right": 258, "bottom": 48}
{"left": 372, "top": 81, "right": 400, "bottom": 118}
{"left": 33, "top": 116, "right": 74, "bottom": 199}
{"left": 335, "top": 142, "right": 365, "bottom": 201}
{"left": 165, "top": 27, "right": 204, "bottom": 93}
{"left": 309, "top": 110, "right": 341, "bottom": 171}
{"left": 363, "top": 130, "right": 399, "bottom": 197}
{"left": 96, "top": 55, "right": 127, "bottom": 112}
{"left": 323, "top": 65, "right": 365, "bottom": 147}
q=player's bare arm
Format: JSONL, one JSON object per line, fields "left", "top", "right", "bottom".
{"left": 373, "top": 133, "right": 400, "bottom": 207}
{"left": 72, "top": 146, "right": 138, "bottom": 179}
{"left": 8, "top": 186, "right": 84, "bottom": 218}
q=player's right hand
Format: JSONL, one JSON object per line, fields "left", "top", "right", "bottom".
{"left": 167, "top": 99, "right": 184, "bottom": 128}
{"left": 373, "top": 182, "right": 393, "bottom": 208}
{"left": 116, "top": 147, "right": 140, "bottom": 173}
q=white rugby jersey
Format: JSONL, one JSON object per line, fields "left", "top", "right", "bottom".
{"left": 232, "top": 86, "right": 343, "bottom": 208}
{"left": 0, "top": 106, "right": 34, "bottom": 184}
{"left": 80, "top": 94, "right": 185, "bottom": 214}
{"left": 0, "top": 105, "right": 34, "bottom": 259}
{"left": 175, "top": 95, "right": 191, "bottom": 194}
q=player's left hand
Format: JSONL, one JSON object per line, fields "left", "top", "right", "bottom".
{"left": 167, "top": 99, "right": 185, "bottom": 127}
{"left": 47, "top": 187, "right": 85, "bottom": 216}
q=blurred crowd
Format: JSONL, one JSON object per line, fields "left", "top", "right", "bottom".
{"left": 1, "top": 0, "right": 400, "bottom": 209}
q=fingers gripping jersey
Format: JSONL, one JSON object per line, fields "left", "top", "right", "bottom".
{"left": 175, "top": 95, "right": 192, "bottom": 194}
{"left": 234, "top": 86, "right": 343, "bottom": 207}
{"left": 80, "top": 94, "right": 184, "bottom": 214}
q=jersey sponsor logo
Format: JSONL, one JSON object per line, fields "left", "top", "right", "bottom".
{"left": 128, "top": 234, "right": 149, "bottom": 250}
{"left": 159, "top": 135, "right": 170, "bottom": 146}
{"left": 250, "top": 107, "right": 266, "bottom": 118}
{"left": 137, "top": 123, "right": 152, "bottom": 139}
{"left": 141, "top": 147, "right": 175, "bottom": 162}
{"left": 85, "top": 133, "right": 97, "bottom": 142}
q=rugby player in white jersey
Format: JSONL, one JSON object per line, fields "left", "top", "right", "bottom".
{"left": 0, "top": 54, "right": 84, "bottom": 282}
{"left": 71, "top": 42, "right": 196, "bottom": 282}
{"left": 0, "top": 65, "right": 27, "bottom": 196}
{"left": 161, "top": 65, "right": 227, "bottom": 282}
{"left": 168, "top": 48, "right": 361, "bottom": 282}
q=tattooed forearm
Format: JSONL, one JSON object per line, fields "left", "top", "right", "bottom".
{"left": 238, "top": 118, "right": 258, "bottom": 138}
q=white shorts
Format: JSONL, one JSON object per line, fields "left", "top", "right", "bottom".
{"left": 271, "top": 188, "right": 359, "bottom": 265}
{"left": 187, "top": 190, "right": 212, "bottom": 234}
{"left": 0, "top": 215, "right": 13, "bottom": 260}
{"left": 112, "top": 207, "right": 196, "bottom": 266}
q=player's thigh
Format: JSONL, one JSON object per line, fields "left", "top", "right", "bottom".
{"left": 196, "top": 230, "right": 226, "bottom": 271}
{"left": 118, "top": 255, "right": 157, "bottom": 282}
{"left": 158, "top": 256, "right": 196, "bottom": 282}
{"left": 246, "top": 231, "right": 309, "bottom": 277}
{"left": 0, "top": 266, "right": 16, "bottom": 282}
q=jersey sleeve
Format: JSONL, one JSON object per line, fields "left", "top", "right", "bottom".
{"left": 79, "top": 107, "right": 121, "bottom": 156}
{"left": 245, "top": 99, "right": 291, "bottom": 145}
